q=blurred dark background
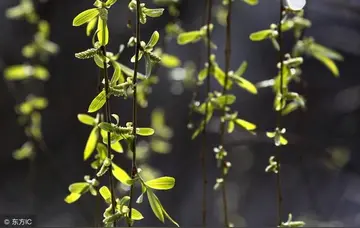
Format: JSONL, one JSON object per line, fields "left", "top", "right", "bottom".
{"left": 1, "top": 0, "right": 360, "bottom": 226}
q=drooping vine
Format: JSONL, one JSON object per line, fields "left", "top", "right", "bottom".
{"left": 177, "top": 0, "right": 259, "bottom": 226}
{"left": 64, "top": 0, "right": 179, "bottom": 226}
{"left": 3, "top": 0, "right": 59, "bottom": 209}
{"left": 249, "top": 0, "right": 343, "bottom": 226}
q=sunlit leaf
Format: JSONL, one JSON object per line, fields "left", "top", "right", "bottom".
{"left": 234, "top": 118, "right": 256, "bottom": 131}
{"left": 73, "top": 8, "right": 99, "bottom": 26}
{"left": 88, "top": 90, "right": 106, "bottom": 113}
{"left": 177, "top": 31, "right": 202, "bottom": 45}
{"left": 249, "top": 30, "right": 273, "bottom": 41}
{"left": 99, "top": 186, "right": 112, "bottom": 204}
{"left": 112, "top": 163, "right": 132, "bottom": 186}
{"left": 77, "top": 114, "right": 96, "bottom": 126}
{"left": 147, "top": 190, "right": 164, "bottom": 223}
{"left": 64, "top": 193, "right": 81, "bottom": 204}
{"left": 312, "top": 52, "right": 339, "bottom": 77}
{"left": 84, "top": 126, "right": 99, "bottom": 160}
{"left": 136, "top": 128, "right": 155, "bottom": 136}
{"left": 145, "top": 176, "right": 175, "bottom": 190}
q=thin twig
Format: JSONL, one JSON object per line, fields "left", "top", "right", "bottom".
{"left": 275, "top": 1, "right": 285, "bottom": 225}
{"left": 200, "top": 0, "right": 213, "bottom": 226}
{"left": 218, "top": 1, "right": 232, "bottom": 227}
{"left": 100, "top": 44, "right": 117, "bottom": 227}
{"left": 128, "top": 0, "right": 141, "bottom": 226}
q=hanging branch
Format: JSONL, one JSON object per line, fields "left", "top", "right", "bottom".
{"left": 218, "top": 1, "right": 232, "bottom": 226}
{"left": 275, "top": 1, "right": 285, "bottom": 225}
{"left": 128, "top": 0, "right": 141, "bottom": 224}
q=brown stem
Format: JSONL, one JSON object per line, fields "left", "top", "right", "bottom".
{"left": 128, "top": 0, "right": 141, "bottom": 226}
{"left": 275, "top": 1, "right": 285, "bottom": 226}
{"left": 218, "top": 1, "right": 232, "bottom": 226}
{"left": 100, "top": 45, "right": 117, "bottom": 227}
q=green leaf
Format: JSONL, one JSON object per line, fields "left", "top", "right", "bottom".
{"left": 227, "top": 121, "right": 235, "bottom": 133}
{"left": 77, "top": 114, "right": 96, "bottom": 126}
{"left": 4, "top": 65, "right": 32, "bottom": 80}
{"left": 198, "top": 67, "right": 208, "bottom": 81}
{"left": 162, "top": 206, "right": 180, "bottom": 227}
{"left": 69, "top": 182, "right": 90, "bottom": 194}
{"left": 130, "top": 208, "right": 144, "bottom": 220}
{"left": 145, "top": 176, "right": 175, "bottom": 190}
{"left": 112, "top": 163, "right": 132, "bottom": 186}
{"left": 215, "top": 95, "right": 236, "bottom": 106}
{"left": 13, "top": 142, "right": 33, "bottom": 160}
{"left": 110, "top": 61, "right": 124, "bottom": 85}
{"left": 97, "top": 17, "right": 109, "bottom": 46}
{"left": 33, "top": 66, "right": 49, "bottom": 80}
{"left": 73, "top": 8, "right": 99, "bottom": 26}
{"left": 84, "top": 126, "right": 99, "bottom": 160}
{"left": 86, "top": 17, "right": 97, "bottom": 36}
{"left": 177, "top": 31, "right": 202, "bottom": 45}
{"left": 143, "top": 8, "right": 164, "bottom": 17}
{"left": 160, "top": 54, "right": 181, "bottom": 68}
{"left": 136, "top": 128, "right": 155, "bottom": 136}
{"left": 233, "top": 76, "right": 258, "bottom": 94}
{"left": 234, "top": 61, "right": 247, "bottom": 77}
{"left": 234, "top": 118, "right": 256, "bottom": 131}
{"left": 144, "top": 53, "right": 154, "bottom": 78}
{"left": 249, "top": 29, "right": 273, "bottom": 41}
{"left": 312, "top": 52, "right": 339, "bottom": 77}
{"left": 213, "top": 67, "right": 232, "bottom": 89}
{"left": 88, "top": 90, "right": 106, "bottom": 113}
{"left": 147, "top": 31, "right": 160, "bottom": 48}
{"left": 105, "top": 0, "right": 118, "bottom": 7}
{"left": 64, "top": 193, "right": 81, "bottom": 204}
{"left": 111, "top": 141, "right": 123, "bottom": 153}
{"left": 99, "top": 186, "right": 112, "bottom": 204}
{"left": 243, "top": 0, "right": 258, "bottom": 5}
{"left": 147, "top": 190, "right": 165, "bottom": 223}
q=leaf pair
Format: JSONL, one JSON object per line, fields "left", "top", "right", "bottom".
{"left": 64, "top": 176, "right": 99, "bottom": 204}
{"left": 177, "top": 24, "right": 217, "bottom": 49}
{"left": 4, "top": 65, "right": 49, "bottom": 81}
{"left": 128, "top": 0, "right": 164, "bottom": 24}
{"left": 129, "top": 31, "right": 162, "bottom": 78}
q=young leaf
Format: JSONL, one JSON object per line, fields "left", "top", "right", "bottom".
{"left": 4, "top": 65, "right": 32, "bottom": 80}
{"left": 177, "top": 31, "right": 202, "bottom": 45}
{"left": 88, "top": 90, "right": 106, "bottom": 113}
{"left": 147, "top": 190, "right": 165, "bottom": 223}
{"left": 112, "top": 163, "right": 132, "bottom": 186}
{"left": 136, "top": 128, "right": 155, "bottom": 136}
{"left": 145, "top": 176, "right": 175, "bottom": 190}
{"left": 84, "top": 126, "right": 99, "bottom": 160}
{"left": 147, "top": 31, "right": 160, "bottom": 48}
{"left": 162, "top": 206, "right": 180, "bottom": 227}
{"left": 243, "top": 0, "right": 259, "bottom": 5}
{"left": 77, "top": 114, "right": 96, "bottom": 126}
{"left": 249, "top": 29, "right": 273, "bottom": 41}
{"left": 64, "top": 193, "right": 81, "bottom": 204}
{"left": 227, "top": 121, "right": 235, "bottom": 133}
{"left": 69, "top": 182, "right": 90, "bottom": 194}
{"left": 233, "top": 76, "right": 258, "bottom": 94}
{"left": 234, "top": 118, "right": 256, "bottom": 131}
{"left": 97, "top": 17, "right": 109, "bottom": 46}
{"left": 312, "top": 52, "right": 339, "bottom": 77}
{"left": 130, "top": 208, "right": 144, "bottom": 220}
{"left": 143, "top": 8, "right": 164, "bottom": 18}
{"left": 99, "top": 186, "right": 112, "bottom": 204}
{"left": 160, "top": 54, "right": 181, "bottom": 68}
{"left": 234, "top": 61, "right": 248, "bottom": 77}
{"left": 73, "top": 8, "right": 99, "bottom": 26}
{"left": 86, "top": 17, "right": 98, "bottom": 36}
